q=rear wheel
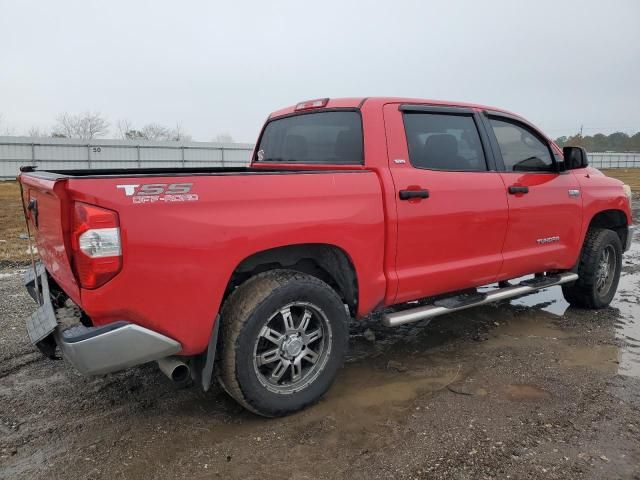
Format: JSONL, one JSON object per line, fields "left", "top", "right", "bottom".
{"left": 218, "top": 270, "right": 349, "bottom": 417}
{"left": 562, "top": 228, "right": 622, "bottom": 309}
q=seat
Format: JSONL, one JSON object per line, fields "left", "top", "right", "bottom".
{"left": 421, "top": 134, "right": 470, "bottom": 170}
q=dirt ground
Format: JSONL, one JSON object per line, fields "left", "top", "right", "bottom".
{"left": 0, "top": 198, "right": 639, "bottom": 480}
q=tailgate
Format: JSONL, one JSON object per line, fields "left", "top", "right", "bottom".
{"left": 18, "top": 174, "right": 80, "bottom": 303}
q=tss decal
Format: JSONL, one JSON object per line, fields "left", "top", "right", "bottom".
{"left": 116, "top": 183, "right": 198, "bottom": 203}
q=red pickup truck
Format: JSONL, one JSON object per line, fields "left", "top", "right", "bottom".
{"left": 19, "top": 97, "right": 634, "bottom": 417}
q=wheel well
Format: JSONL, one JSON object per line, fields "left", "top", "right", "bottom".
{"left": 588, "top": 209, "right": 629, "bottom": 246}
{"left": 225, "top": 244, "right": 358, "bottom": 315}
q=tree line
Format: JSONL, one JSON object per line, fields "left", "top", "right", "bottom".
{"left": 0, "top": 111, "right": 234, "bottom": 143}
{"left": 554, "top": 131, "right": 640, "bottom": 153}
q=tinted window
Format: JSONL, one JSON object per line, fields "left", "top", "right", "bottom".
{"left": 256, "top": 111, "right": 363, "bottom": 164}
{"left": 489, "top": 118, "right": 553, "bottom": 172}
{"left": 403, "top": 113, "right": 487, "bottom": 171}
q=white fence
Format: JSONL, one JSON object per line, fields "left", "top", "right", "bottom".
{"left": 0, "top": 136, "right": 254, "bottom": 179}
{"left": 587, "top": 153, "right": 640, "bottom": 169}
{"left": 1, "top": 137, "right": 638, "bottom": 179}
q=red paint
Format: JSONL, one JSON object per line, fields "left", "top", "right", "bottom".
{"left": 18, "top": 98, "right": 633, "bottom": 356}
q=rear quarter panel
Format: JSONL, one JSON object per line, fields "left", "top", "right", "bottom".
{"left": 67, "top": 171, "right": 386, "bottom": 355}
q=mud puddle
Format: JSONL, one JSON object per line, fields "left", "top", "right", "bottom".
{"left": 504, "top": 231, "right": 640, "bottom": 379}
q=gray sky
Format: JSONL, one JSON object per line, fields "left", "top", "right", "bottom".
{"left": 1, "top": 0, "right": 639, "bottom": 142}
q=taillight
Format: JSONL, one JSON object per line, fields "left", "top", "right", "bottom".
{"left": 71, "top": 202, "right": 122, "bottom": 289}
{"left": 295, "top": 98, "right": 329, "bottom": 111}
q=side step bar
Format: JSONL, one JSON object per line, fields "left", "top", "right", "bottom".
{"left": 382, "top": 273, "right": 578, "bottom": 327}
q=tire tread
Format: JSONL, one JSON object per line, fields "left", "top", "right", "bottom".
{"left": 217, "top": 270, "right": 345, "bottom": 416}
{"left": 562, "top": 228, "right": 622, "bottom": 309}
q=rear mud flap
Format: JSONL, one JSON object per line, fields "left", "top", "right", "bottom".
{"left": 190, "top": 315, "right": 220, "bottom": 391}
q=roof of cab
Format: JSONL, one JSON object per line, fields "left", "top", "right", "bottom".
{"left": 269, "top": 97, "right": 518, "bottom": 119}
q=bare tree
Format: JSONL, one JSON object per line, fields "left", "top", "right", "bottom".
{"left": 52, "top": 111, "right": 110, "bottom": 139}
{"left": 114, "top": 119, "right": 193, "bottom": 142}
{"left": 27, "top": 126, "right": 48, "bottom": 137}
{"left": 169, "top": 122, "right": 192, "bottom": 142}
{"left": 214, "top": 133, "right": 234, "bottom": 143}
{"left": 140, "top": 123, "right": 170, "bottom": 140}
{"left": 52, "top": 113, "right": 73, "bottom": 137}
{"left": 116, "top": 119, "right": 133, "bottom": 140}
{"left": 52, "top": 112, "right": 80, "bottom": 138}
{"left": 80, "top": 111, "right": 110, "bottom": 139}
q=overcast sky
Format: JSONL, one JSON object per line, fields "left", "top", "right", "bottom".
{"left": 1, "top": 0, "right": 639, "bottom": 142}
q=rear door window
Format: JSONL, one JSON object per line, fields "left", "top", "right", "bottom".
{"left": 256, "top": 111, "right": 363, "bottom": 164}
{"left": 402, "top": 113, "right": 488, "bottom": 171}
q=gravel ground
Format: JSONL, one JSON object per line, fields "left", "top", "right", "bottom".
{"left": 1, "top": 203, "right": 639, "bottom": 480}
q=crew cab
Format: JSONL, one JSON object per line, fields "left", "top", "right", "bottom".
{"left": 18, "top": 97, "right": 634, "bottom": 416}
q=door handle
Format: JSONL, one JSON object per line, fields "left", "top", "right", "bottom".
{"left": 399, "top": 189, "right": 429, "bottom": 200}
{"left": 508, "top": 185, "right": 529, "bottom": 195}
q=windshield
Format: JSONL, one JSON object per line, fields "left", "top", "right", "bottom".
{"left": 255, "top": 111, "right": 363, "bottom": 164}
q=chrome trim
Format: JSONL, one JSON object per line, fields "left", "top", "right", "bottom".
{"left": 626, "top": 225, "right": 635, "bottom": 252}
{"left": 382, "top": 273, "right": 579, "bottom": 327}
{"left": 56, "top": 323, "right": 181, "bottom": 376}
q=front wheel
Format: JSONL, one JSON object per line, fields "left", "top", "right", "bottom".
{"left": 562, "top": 228, "right": 622, "bottom": 309}
{"left": 217, "top": 270, "right": 349, "bottom": 417}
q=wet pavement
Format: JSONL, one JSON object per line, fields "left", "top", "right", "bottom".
{"left": 1, "top": 203, "right": 639, "bottom": 479}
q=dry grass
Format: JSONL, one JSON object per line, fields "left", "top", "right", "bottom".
{"left": 601, "top": 168, "right": 640, "bottom": 193}
{"left": 0, "top": 181, "right": 30, "bottom": 266}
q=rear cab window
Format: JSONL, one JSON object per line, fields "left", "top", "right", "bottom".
{"left": 402, "top": 112, "right": 488, "bottom": 172}
{"left": 255, "top": 111, "right": 363, "bottom": 164}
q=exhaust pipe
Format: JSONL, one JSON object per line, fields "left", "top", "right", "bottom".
{"left": 157, "top": 356, "right": 190, "bottom": 383}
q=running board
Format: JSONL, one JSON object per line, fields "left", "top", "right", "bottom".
{"left": 382, "top": 273, "right": 578, "bottom": 327}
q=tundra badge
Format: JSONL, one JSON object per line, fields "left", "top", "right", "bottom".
{"left": 537, "top": 236, "right": 560, "bottom": 245}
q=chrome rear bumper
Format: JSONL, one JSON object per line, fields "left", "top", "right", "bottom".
{"left": 25, "top": 263, "right": 181, "bottom": 376}
{"left": 56, "top": 322, "right": 181, "bottom": 376}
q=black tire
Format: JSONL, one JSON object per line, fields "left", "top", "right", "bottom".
{"left": 562, "top": 228, "right": 622, "bottom": 309}
{"left": 217, "top": 270, "right": 349, "bottom": 417}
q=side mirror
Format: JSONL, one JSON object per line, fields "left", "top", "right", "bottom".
{"left": 563, "top": 146, "right": 589, "bottom": 170}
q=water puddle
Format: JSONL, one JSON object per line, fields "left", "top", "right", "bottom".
{"left": 501, "top": 229, "right": 640, "bottom": 378}
{"left": 562, "top": 345, "right": 619, "bottom": 374}
{"left": 612, "top": 231, "right": 640, "bottom": 378}
{"left": 504, "top": 384, "right": 551, "bottom": 402}
{"left": 299, "top": 361, "right": 463, "bottom": 432}
{"left": 510, "top": 286, "right": 570, "bottom": 316}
